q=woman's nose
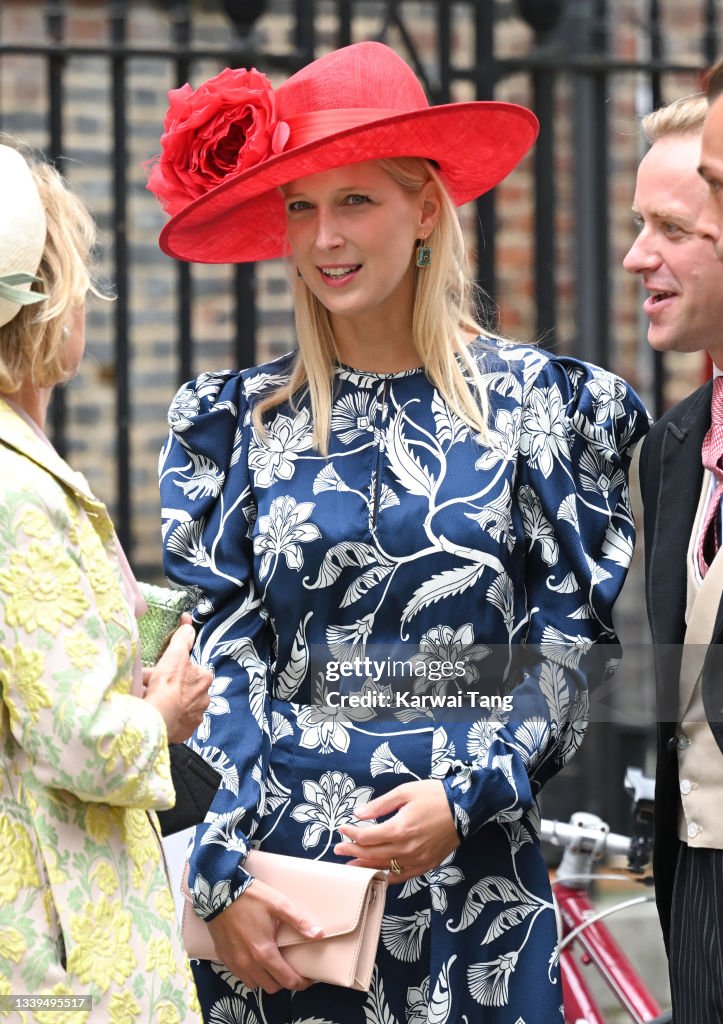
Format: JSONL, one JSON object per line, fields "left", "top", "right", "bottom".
{"left": 314, "top": 208, "right": 344, "bottom": 250}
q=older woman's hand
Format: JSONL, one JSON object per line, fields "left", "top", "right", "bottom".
{"left": 143, "top": 614, "right": 212, "bottom": 742}
{"left": 334, "top": 779, "right": 460, "bottom": 882}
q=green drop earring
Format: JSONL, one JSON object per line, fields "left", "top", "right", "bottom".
{"left": 415, "top": 239, "right": 432, "bottom": 268}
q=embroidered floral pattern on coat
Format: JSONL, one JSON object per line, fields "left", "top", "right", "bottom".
{"left": 160, "top": 338, "right": 649, "bottom": 1024}
{"left": 0, "top": 400, "right": 202, "bottom": 1023}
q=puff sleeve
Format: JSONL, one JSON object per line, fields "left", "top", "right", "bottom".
{"left": 442, "top": 357, "right": 651, "bottom": 838}
{"left": 160, "top": 371, "right": 273, "bottom": 920}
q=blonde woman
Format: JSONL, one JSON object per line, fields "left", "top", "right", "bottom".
{"left": 0, "top": 135, "right": 211, "bottom": 1020}
{"left": 149, "top": 42, "right": 649, "bottom": 1023}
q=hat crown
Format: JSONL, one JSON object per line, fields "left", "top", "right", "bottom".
{"left": 276, "top": 42, "right": 429, "bottom": 120}
{"left": 156, "top": 41, "right": 539, "bottom": 263}
{"left": 0, "top": 144, "right": 47, "bottom": 328}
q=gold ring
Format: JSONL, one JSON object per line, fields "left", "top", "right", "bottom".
{"left": 390, "top": 858, "right": 403, "bottom": 875}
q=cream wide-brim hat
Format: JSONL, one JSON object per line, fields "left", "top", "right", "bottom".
{"left": 0, "top": 144, "right": 47, "bottom": 328}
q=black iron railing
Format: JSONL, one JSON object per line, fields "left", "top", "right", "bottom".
{"left": 1, "top": 0, "right": 719, "bottom": 835}
{"left": 0, "top": 0, "right": 719, "bottom": 561}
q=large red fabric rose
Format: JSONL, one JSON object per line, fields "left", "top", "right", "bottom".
{"left": 146, "top": 66, "right": 289, "bottom": 216}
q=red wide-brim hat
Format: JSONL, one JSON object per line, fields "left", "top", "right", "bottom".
{"left": 152, "top": 41, "right": 539, "bottom": 264}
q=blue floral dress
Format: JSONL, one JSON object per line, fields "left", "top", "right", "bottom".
{"left": 160, "top": 337, "right": 649, "bottom": 1024}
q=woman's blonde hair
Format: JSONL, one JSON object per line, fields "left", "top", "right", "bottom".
{"left": 0, "top": 134, "right": 101, "bottom": 393}
{"left": 253, "top": 157, "right": 495, "bottom": 453}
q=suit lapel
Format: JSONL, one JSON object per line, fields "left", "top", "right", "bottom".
{"left": 646, "top": 383, "right": 711, "bottom": 648}
{"left": 644, "top": 384, "right": 710, "bottom": 722}
{"left": 648, "top": 383, "right": 723, "bottom": 755}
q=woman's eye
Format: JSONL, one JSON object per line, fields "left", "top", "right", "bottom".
{"left": 287, "top": 200, "right": 312, "bottom": 213}
{"left": 344, "top": 193, "right": 370, "bottom": 206}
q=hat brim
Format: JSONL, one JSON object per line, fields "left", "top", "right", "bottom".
{"left": 159, "top": 101, "right": 538, "bottom": 264}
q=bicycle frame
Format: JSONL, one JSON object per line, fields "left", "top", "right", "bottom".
{"left": 543, "top": 784, "right": 670, "bottom": 1024}
{"left": 554, "top": 879, "right": 664, "bottom": 1024}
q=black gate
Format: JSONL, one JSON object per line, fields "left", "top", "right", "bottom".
{"left": 1, "top": 0, "right": 720, "bottom": 832}
{"left": 2, "top": 1, "right": 718, "bottom": 560}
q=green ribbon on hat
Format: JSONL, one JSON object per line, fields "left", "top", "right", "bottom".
{"left": 0, "top": 272, "right": 47, "bottom": 307}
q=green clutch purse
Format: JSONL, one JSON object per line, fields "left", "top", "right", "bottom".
{"left": 137, "top": 584, "right": 221, "bottom": 834}
{"left": 137, "top": 583, "right": 193, "bottom": 666}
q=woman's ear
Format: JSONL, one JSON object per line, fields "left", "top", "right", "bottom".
{"left": 418, "top": 180, "right": 442, "bottom": 238}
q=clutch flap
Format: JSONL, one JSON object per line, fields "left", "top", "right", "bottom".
{"left": 245, "top": 850, "right": 387, "bottom": 946}
{"left": 180, "top": 854, "right": 388, "bottom": 990}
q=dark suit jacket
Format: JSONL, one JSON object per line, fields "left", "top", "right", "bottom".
{"left": 639, "top": 378, "right": 723, "bottom": 951}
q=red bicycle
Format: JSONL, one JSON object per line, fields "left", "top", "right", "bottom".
{"left": 541, "top": 768, "right": 672, "bottom": 1024}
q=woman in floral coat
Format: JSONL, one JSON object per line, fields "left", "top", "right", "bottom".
{"left": 0, "top": 136, "right": 211, "bottom": 1021}
{"left": 149, "top": 42, "right": 650, "bottom": 1023}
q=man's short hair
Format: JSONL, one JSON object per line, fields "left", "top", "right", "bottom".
{"left": 705, "top": 56, "right": 723, "bottom": 102}
{"left": 641, "top": 93, "right": 708, "bottom": 143}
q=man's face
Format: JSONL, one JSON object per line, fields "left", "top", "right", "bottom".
{"left": 698, "top": 94, "right": 723, "bottom": 261}
{"left": 623, "top": 133, "right": 723, "bottom": 363}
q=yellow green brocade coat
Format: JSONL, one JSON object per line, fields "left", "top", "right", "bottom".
{"left": 0, "top": 400, "right": 201, "bottom": 1023}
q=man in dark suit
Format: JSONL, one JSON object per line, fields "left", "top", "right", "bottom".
{"left": 625, "top": 89, "right": 723, "bottom": 1022}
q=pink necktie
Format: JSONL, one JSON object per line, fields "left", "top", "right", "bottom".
{"left": 698, "top": 376, "right": 723, "bottom": 577}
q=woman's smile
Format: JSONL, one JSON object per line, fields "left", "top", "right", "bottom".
{"left": 317, "top": 263, "right": 362, "bottom": 285}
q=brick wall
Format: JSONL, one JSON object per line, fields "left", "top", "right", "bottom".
{"left": 0, "top": 0, "right": 715, "bottom": 598}
{"left": 3, "top": 0, "right": 718, "bottom": 839}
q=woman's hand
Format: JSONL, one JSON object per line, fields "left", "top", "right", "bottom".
{"left": 206, "top": 879, "right": 323, "bottom": 993}
{"left": 143, "top": 614, "right": 212, "bottom": 743}
{"left": 334, "top": 779, "right": 460, "bottom": 883}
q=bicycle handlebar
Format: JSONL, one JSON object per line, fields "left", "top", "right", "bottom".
{"left": 539, "top": 768, "right": 655, "bottom": 875}
{"left": 540, "top": 817, "right": 632, "bottom": 858}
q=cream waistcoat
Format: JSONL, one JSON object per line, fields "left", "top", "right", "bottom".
{"left": 677, "top": 474, "right": 723, "bottom": 847}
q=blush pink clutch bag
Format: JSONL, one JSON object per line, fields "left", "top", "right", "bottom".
{"left": 181, "top": 850, "right": 388, "bottom": 991}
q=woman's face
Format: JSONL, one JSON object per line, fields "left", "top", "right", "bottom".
{"left": 282, "top": 160, "right": 439, "bottom": 333}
